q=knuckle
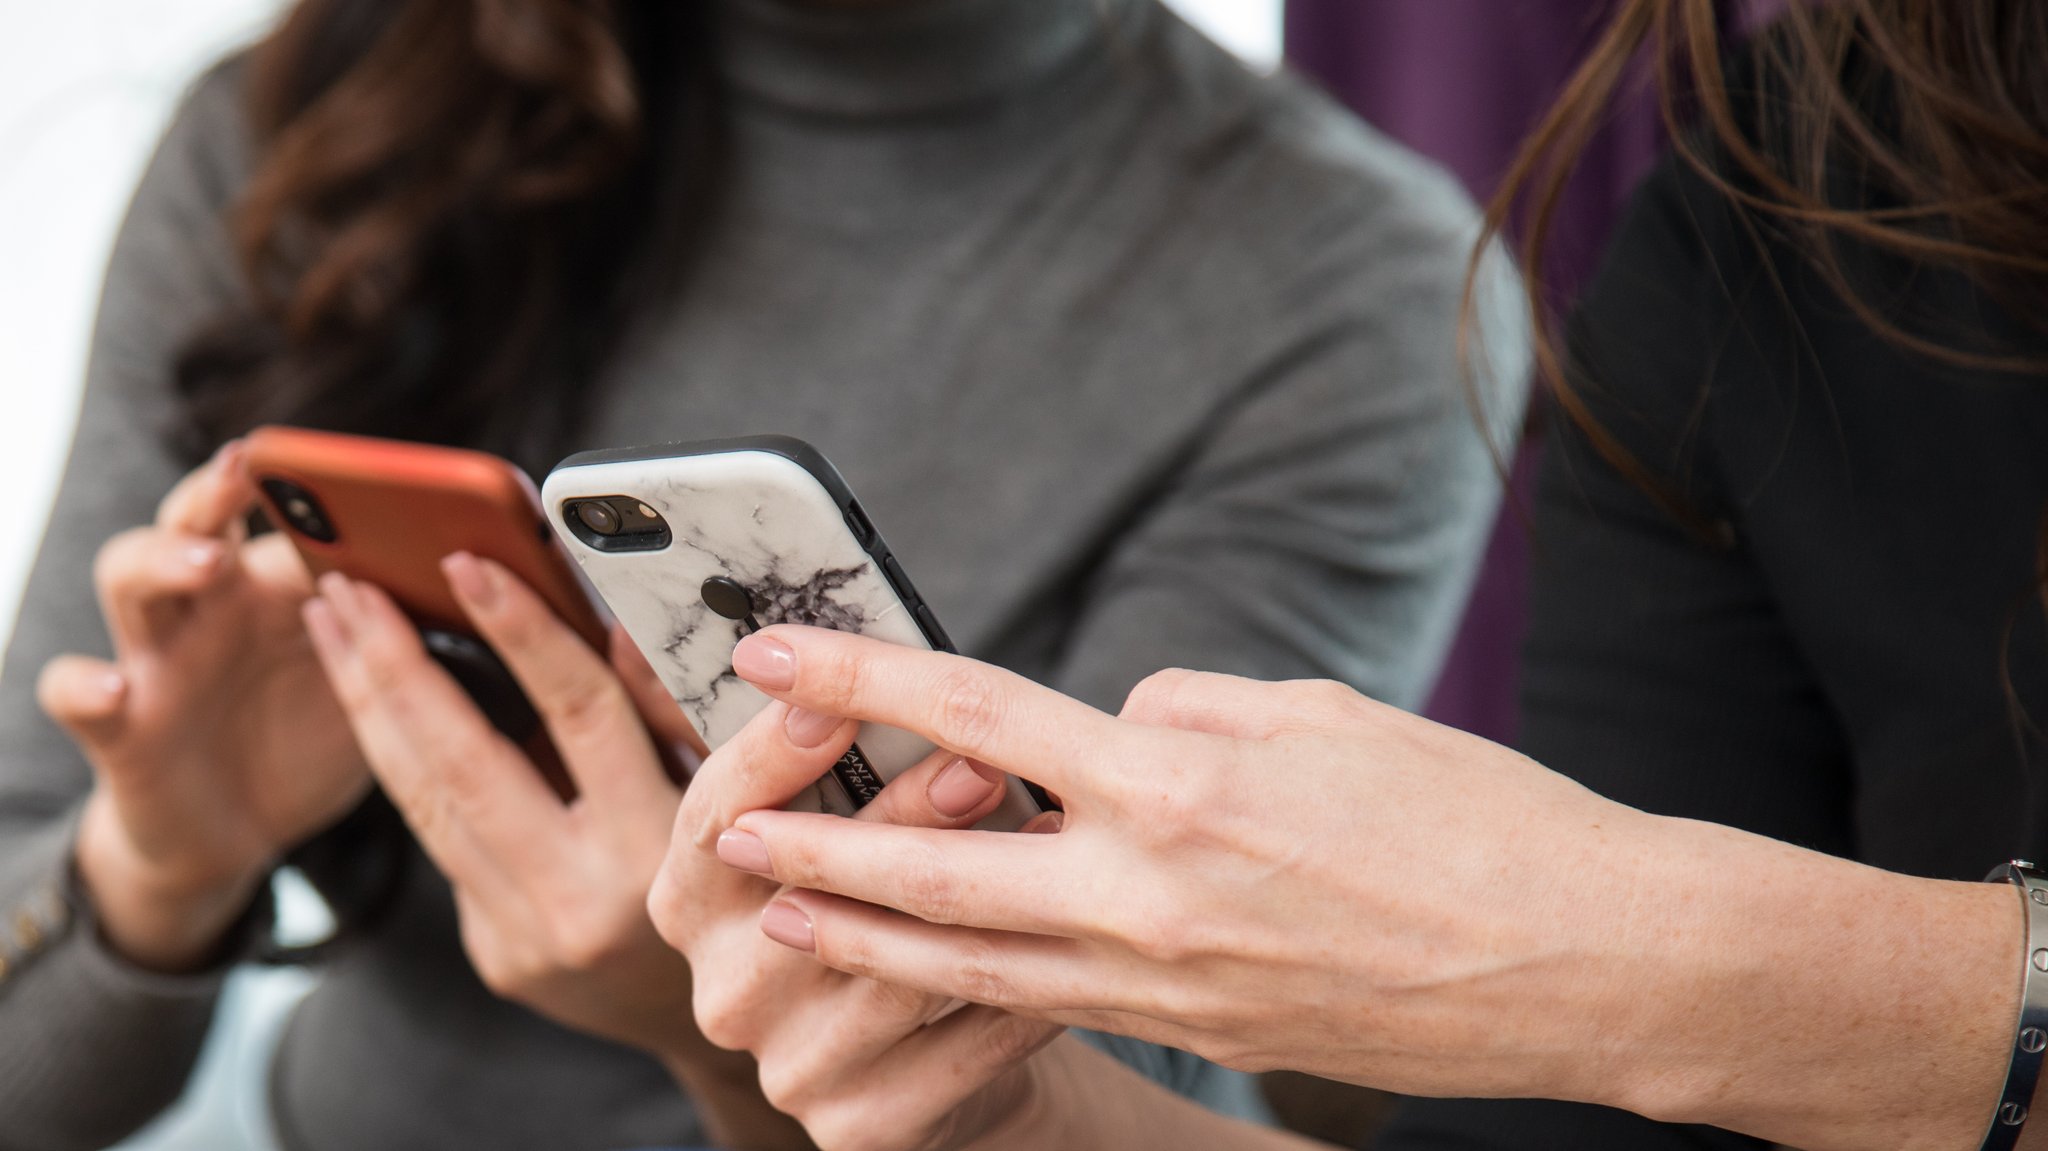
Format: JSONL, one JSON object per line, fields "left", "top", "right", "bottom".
{"left": 91, "top": 530, "right": 149, "bottom": 592}
{"left": 691, "top": 979, "right": 753, "bottom": 1052}
{"left": 1119, "top": 903, "right": 1193, "bottom": 965}
{"left": 542, "top": 673, "right": 629, "bottom": 745}
{"left": 895, "top": 843, "right": 965, "bottom": 924}
{"left": 1297, "top": 678, "right": 1364, "bottom": 723}
{"left": 1121, "top": 667, "right": 1200, "bottom": 725}
{"left": 545, "top": 910, "right": 625, "bottom": 975}
{"left": 974, "top": 1013, "right": 1054, "bottom": 1071}
{"left": 952, "top": 938, "right": 1017, "bottom": 1008}
{"left": 928, "top": 666, "right": 1008, "bottom": 752}
{"left": 645, "top": 863, "right": 695, "bottom": 952}
{"left": 753, "top": 1056, "right": 817, "bottom": 1118}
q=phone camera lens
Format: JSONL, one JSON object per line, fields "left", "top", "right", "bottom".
{"left": 259, "top": 478, "right": 337, "bottom": 543}
{"left": 575, "top": 500, "right": 622, "bottom": 536}
{"left": 561, "top": 493, "right": 668, "bottom": 552}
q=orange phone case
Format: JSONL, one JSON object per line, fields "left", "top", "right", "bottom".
{"left": 244, "top": 426, "right": 610, "bottom": 649}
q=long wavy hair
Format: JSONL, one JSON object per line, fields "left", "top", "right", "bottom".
{"left": 177, "top": 0, "right": 725, "bottom": 953}
{"left": 174, "top": 0, "right": 723, "bottom": 471}
{"left": 1473, "top": 0, "right": 2048, "bottom": 523}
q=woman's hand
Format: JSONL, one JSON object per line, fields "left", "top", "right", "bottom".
{"left": 648, "top": 650, "right": 1070, "bottom": 1151}
{"left": 301, "top": 555, "right": 713, "bottom": 1054}
{"left": 41, "top": 441, "right": 371, "bottom": 970}
{"left": 706, "top": 626, "right": 2024, "bottom": 1151}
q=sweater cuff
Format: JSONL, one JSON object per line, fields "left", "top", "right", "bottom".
{"left": 0, "top": 809, "right": 274, "bottom": 1003}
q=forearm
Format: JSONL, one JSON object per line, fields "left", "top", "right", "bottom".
{"left": 981, "top": 1037, "right": 1331, "bottom": 1151}
{"left": 1592, "top": 814, "right": 2027, "bottom": 1150}
{"left": 662, "top": 1048, "right": 817, "bottom": 1151}
{"left": 0, "top": 816, "right": 225, "bottom": 1150}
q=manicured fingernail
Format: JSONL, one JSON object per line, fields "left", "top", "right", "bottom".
{"left": 760, "top": 900, "right": 815, "bottom": 953}
{"left": 929, "top": 757, "right": 1003, "bottom": 818}
{"left": 716, "top": 829, "right": 774, "bottom": 876}
{"left": 783, "top": 705, "right": 842, "bottom": 748}
{"left": 184, "top": 541, "right": 223, "bottom": 571}
{"left": 442, "top": 552, "right": 498, "bottom": 610}
{"left": 732, "top": 636, "right": 796, "bottom": 692}
{"left": 1021, "top": 810, "right": 1064, "bottom": 835}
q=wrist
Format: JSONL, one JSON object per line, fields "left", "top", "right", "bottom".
{"left": 75, "top": 794, "right": 268, "bottom": 972}
{"left": 1593, "top": 816, "right": 2018, "bottom": 1151}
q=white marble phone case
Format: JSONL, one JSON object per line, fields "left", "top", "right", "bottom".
{"left": 543, "top": 439, "right": 1041, "bottom": 828}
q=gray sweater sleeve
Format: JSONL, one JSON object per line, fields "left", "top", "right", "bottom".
{"left": 1050, "top": 164, "right": 1532, "bottom": 1110}
{"left": 0, "top": 62, "right": 256, "bottom": 1151}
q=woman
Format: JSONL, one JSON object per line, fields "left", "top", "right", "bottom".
{"left": 0, "top": 0, "right": 1520, "bottom": 1148}
{"left": 678, "top": 1, "right": 2048, "bottom": 1148}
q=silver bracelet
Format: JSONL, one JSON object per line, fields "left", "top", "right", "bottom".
{"left": 1982, "top": 861, "right": 2048, "bottom": 1151}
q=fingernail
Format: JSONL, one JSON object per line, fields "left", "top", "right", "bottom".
{"left": 732, "top": 635, "right": 796, "bottom": 692}
{"left": 442, "top": 552, "right": 498, "bottom": 609}
{"left": 216, "top": 439, "right": 245, "bottom": 472}
{"left": 782, "top": 705, "right": 843, "bottom": 749}
{"left": 1021, "top": 810, "right": 1064, "bottom": 835}
{"left": 98, "top": 669, "right": 128, "bottom": 702}
{"left": 184, "top": 541, "right": 223, "bottom": 571}
{"left": 302, "top": 598, "right": 352, "bottom": 653}
{"left": 928, "top": 757, "right": 1003, "bottom": 818}
{"left": 716, "top": 829, "right": 774, "bottom": 876}
{"left": 760, "top": 900, "right": 816, "bottom": 953}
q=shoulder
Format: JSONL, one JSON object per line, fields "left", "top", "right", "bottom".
{"left": 1132, "top": 4, "right": 1483, "bottom": 281}
{"left": 92, "top": 52, "right": 257, "bottom": 389}
{"left": 134, "top": 53, "right": 257, "bottom": 226}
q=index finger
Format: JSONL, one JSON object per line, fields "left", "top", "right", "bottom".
{"left": 731, "top": 627, "right": 1128, "bottom": 798}
{"left": 156, "top": 439, "right": 255, "bottom": 539}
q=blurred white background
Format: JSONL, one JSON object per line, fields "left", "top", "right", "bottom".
{"left": 0, "top": 1, "right": 1281, "bottom": 1148}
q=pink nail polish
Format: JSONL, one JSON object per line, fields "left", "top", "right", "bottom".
{"left": 716, "top": 829, "right": 774, "bottom": 876}
{"left": 782, "top": 706, "right": 843, "bottom": 749}
{"left": 928, "top": 757, "right": 1003, "bottom": 818}
{"left": 760, "top": 900, "right": 815, "bottom": 953}
{"left": 732, "top": 636, "right": 796, "bottom": 691}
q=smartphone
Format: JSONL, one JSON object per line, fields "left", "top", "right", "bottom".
{"left": 543, "top": 436, "right": 1046, "bottom": 826}
{"left": 246, "top": 427, "right": 620, "bottom": 781}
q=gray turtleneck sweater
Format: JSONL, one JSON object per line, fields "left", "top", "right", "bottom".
{"left": 0, "top": 1, "right": 1527, "bottom": 1148}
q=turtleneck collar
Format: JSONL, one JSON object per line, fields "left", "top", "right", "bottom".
{"left": 713, "top": 0, "right": 1121, "bottom": 120}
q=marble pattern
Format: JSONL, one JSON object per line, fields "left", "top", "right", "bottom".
{"left": 544, "top": 447, "right": 1040, "bottom": 828}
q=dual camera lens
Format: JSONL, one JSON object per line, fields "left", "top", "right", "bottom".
{"left": 561, "top": 496, "right": 671, "bottom": 552}
{"left": 259, "top": 478, "right": 337, "bottom": 543}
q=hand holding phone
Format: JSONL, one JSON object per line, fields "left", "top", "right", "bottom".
{"left": 544, "top": 436, "right": 1045, "bottom": 827}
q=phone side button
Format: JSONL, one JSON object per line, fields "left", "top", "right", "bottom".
{"left": 844, "top": 502, "right": 877, "bottom": 548}
{"left": 881, "top": 554, "right": 913, "bottom": 601}
{"left": 914, "top": 603, "right": 954, "bottom": 653}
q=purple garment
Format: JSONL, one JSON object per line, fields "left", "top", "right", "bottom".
{"left": 1283, "top": 0, "right": 1669, "bottom": 742}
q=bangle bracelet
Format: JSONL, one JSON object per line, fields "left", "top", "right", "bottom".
{"left": 1982, "top": 861, "right": 2048, "bottom": 1151}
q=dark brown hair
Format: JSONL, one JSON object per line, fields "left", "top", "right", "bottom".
{"left": 173, "top": 0, "right": 723, "bottom": 471}
{"left": 1472, "top": 0, "right": 2048, "bottom": 518}
{"left": 178, "top": 0, "right": 725, "bottom": 952}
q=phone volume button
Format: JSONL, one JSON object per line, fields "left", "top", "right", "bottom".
{"left": 843, "top": 502, "right": 876, "bottom": 548}
{"left": 881, "top": 554, "right": 913, "bottom": 600}
{"left": 914, "top": 603, "right": 953, "bottom": 653}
